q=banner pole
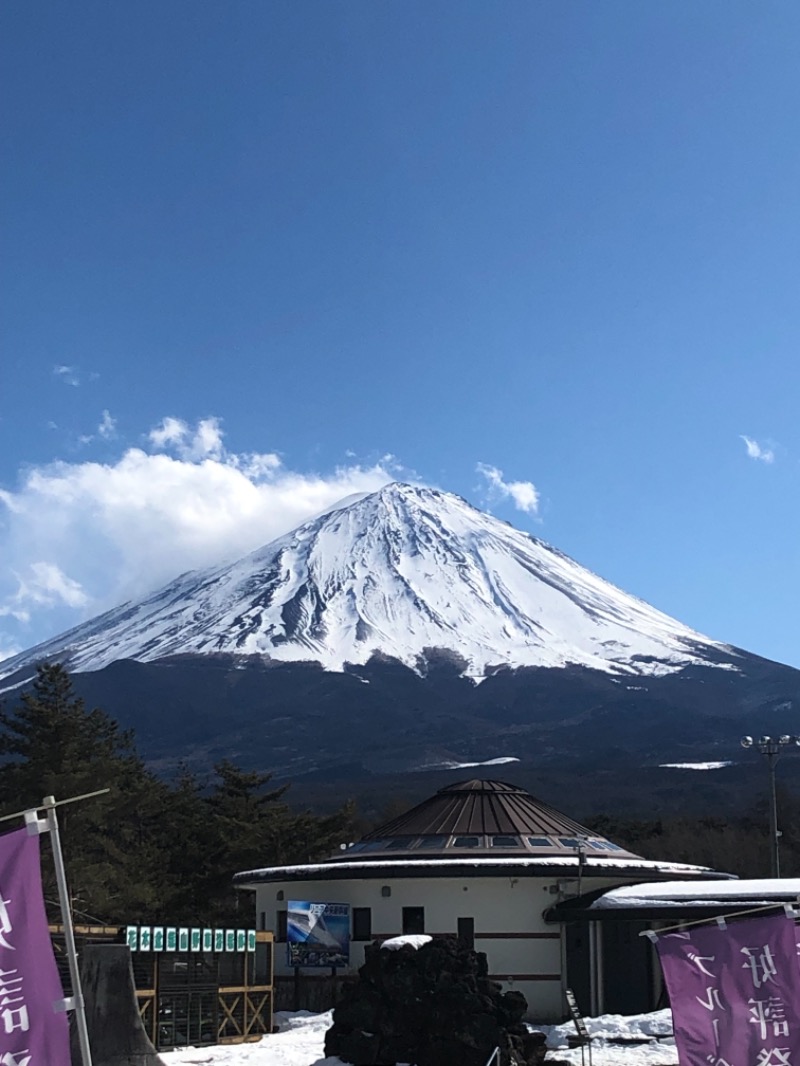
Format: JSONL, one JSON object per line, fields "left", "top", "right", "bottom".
{"left": 43, "top": 794, "right": 94, "bottom": 1066}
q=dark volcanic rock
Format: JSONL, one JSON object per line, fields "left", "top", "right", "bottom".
{"left": 324, "top": 937, "right": 548, "bottom": 1066}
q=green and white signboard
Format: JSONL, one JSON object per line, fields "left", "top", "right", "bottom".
{"left": 125, "top": 924, "right": 257, "bottom": 952}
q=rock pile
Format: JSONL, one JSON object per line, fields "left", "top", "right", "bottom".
{"left": 324, "top": 935, "right": 549, "bottom": 1066}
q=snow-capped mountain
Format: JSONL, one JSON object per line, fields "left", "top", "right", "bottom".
{"left": 1, "top": 482, "right": 737, "bottom": 680}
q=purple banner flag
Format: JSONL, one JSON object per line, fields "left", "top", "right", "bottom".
{"left": 657, "top": 912, "right": 800, "bottom": 1066}
{"left": 0, "top": 826, "right": 70, "bottom": 1066}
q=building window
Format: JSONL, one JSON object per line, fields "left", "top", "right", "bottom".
{"left": 491, "top": 835, "right": 521, "bottom": 847}
{"left": 402, "top": 907, "right": 425, "bottom": 935}
{"left": 457, "top": 917, "right": 474, "bottom": 950}
{"left": 352, "top": 907, "right": 372, "bottom": 941}
{"left": 385, "top": 837, "right": 415, "bottom": 850}
{"left": 276, "top": 910, "right": 288, "bottom": 942}
{"left": 417, "top": 835, "right": 448, "bottom": 849}
{"left": 558, "top": 837, "right": 582, "bottom": 849}
{"left": 452, "top": 836, "right": 481, "bottom": 848}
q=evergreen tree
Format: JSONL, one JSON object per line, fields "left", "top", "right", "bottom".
{"left": 0, "top": 664, "right": 359, "bottom": 927}
{"left": 0, "top": 663, "right": 169, "bottom": 922}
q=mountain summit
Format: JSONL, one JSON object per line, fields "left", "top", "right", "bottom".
{"left": 2, "top": 482, "right": 734, "bottom": 679}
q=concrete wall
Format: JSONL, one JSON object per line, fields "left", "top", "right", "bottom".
{"left": 253, "top": 872, "right": 630, "bottom": 1022}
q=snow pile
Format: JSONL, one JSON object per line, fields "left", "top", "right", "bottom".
{"left": 544, "top": 1008, "right": 674, "bottom": 1046}
{"left": 1, "top": 482, "right": 738, "bottom": 680}
{"left": 379, "top": 934, "right": 432, "bottom": 950}
{"left": 159, "top": 1007, "right": 679, "bottom": 1065}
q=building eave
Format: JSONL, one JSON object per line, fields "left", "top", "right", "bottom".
{"left": 233, "top": 855, "right": 732, "bottom": 888}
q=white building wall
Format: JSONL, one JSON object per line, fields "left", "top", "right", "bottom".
{"left": 252, "top": 872, "right": 631, "bottom": 1021}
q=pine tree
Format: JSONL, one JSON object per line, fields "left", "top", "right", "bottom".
{"left": 0, "top": 664, "right": 360, "bottom": 926}
{"left": 0, "top": 663, "right": 169, "bottom": 922}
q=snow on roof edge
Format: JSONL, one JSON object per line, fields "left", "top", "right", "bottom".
{"left": 590, "top": 878, "right": 800, "bottom": 909}
{"left": 234, "top": 855, "right": 728, "bottom": 884}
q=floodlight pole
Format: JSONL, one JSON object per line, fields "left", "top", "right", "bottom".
{"left": 766, "top": 749, "right": 780, "bottom": 879}
{"left": 740, "top": 734, "right": 800, "bottom": 878}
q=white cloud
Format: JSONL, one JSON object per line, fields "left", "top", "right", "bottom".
{"left": 98, "top": 410, "right": 116, "bottom": 439}
{"left": 13, "top": 562, "right": 89, "bottom": 609}
{"left": 53, "top": 364, "right": 79, "bottom": 387}
{"left": 149, "top": 416, "right": 225, "bottom": 460}
{"left": 476, "top": 463, "right": 540, "bottom": 515}
{"left": 0, "top": 418, "right": 397, "bottom": 650}
{"left": 741, "top": 436, "right": 775, "bottom": 464}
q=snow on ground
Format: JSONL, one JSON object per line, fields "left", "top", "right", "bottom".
{"left": 159, "top": 1008, "right": 679, "bottom": 1066}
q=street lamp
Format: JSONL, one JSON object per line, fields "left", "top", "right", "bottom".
{"left": 740, "top": 734, "right": 800, "bottom": 878}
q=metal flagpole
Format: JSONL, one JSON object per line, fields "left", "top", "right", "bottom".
{"left": 42, "top": 794, "right": 94, "bottom": 1066}
{"left": 20, "top": 793, "right": 108, "bottom": 1066}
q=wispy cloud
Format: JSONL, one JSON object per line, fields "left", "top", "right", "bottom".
{"left": 12, "top": 562, "right": 89, "bottom": 610}
{"left": 476, "top": 463, "right": 540, "bottom": 515}
{"left": 741, "top": 436, "right": 775, "bottom": 464}
{"left": 149, "top": 416, "right": 225, "bottom": 460}
{"left": 98, "top": 410, "right": 117, "bottom": 439}
{"left": 0, "top": 417, "right": 399, "bottom": 651}
{"left": 53, "top": 364, "right": 80, "bottom": 387}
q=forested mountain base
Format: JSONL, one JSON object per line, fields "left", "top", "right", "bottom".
{"left": 0, "top": 665, "right": 792, "bottom": 928}
{"left": 0, "top": 664, "right": 355, "bottom": 925}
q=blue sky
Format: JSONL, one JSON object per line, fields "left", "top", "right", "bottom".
{"left": 2, "top": 1, "right": 800, "bottom": 666}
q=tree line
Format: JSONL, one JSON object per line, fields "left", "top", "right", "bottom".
{"left": 0, "top": 663, "right": 356, "bottom": 927}
{"left": 585, "top": 793, "right": 800, "bottom": 880}
{"left": 1, "top": 664, "right": 793, "bottom": 930}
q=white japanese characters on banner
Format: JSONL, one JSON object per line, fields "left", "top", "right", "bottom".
{"left": 656, "top": 912, "right": 800, "bottom": 1066}
{"left": 0, "top": 828, "right": 71, "bottom": 1065}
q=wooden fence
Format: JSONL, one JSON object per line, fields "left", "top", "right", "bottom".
{"left": 50, "top": 925, "right": 274, "bottom": 1050}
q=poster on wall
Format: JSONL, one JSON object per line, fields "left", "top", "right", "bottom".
{"left": 287, "top": 901, "right": 350, "bottom": 967}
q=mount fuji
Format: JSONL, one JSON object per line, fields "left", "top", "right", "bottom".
{"left": 2, "top": 483, "right": 799, "bottom": 805}
{"left": 0, "top": 483, "right": 737, "bottom": 679}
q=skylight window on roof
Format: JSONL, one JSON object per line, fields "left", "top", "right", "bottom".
{"left": 491, "top": 835, "right": 521, "bottom": 848}
{"left": 360, "top": 839, "right": 389, "bottom": 852}
{"left": 416, "top": 836, "right": 448, "bottom": 849}
{"left": 558, "top": 838, "right": 583, "bottom": 849}
{"left": 527, "top": 837, "right": 553, "bottom": 848}
{"left": 452, "top": 836, "right": 481, "bottom": 848}
{"left": 385, "top": 837, "right": 415, "bottom": 850}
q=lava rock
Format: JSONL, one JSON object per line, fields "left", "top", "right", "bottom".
{"left": 324, "top": 937, "right": 550, "bottom": 1066}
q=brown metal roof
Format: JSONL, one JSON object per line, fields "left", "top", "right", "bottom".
{"left": 369, "top": 779, "right": 591, "bottom": 838}
{"left": 328, "top": 779, "right": 643, "bottom": 863}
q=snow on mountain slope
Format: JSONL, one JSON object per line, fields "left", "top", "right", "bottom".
{"left": 0, "top": 482, "right": 738, "bottom": 679}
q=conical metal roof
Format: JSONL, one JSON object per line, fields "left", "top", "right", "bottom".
{"left": 333, "top": 779, "right": 643, "bottom": 862}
